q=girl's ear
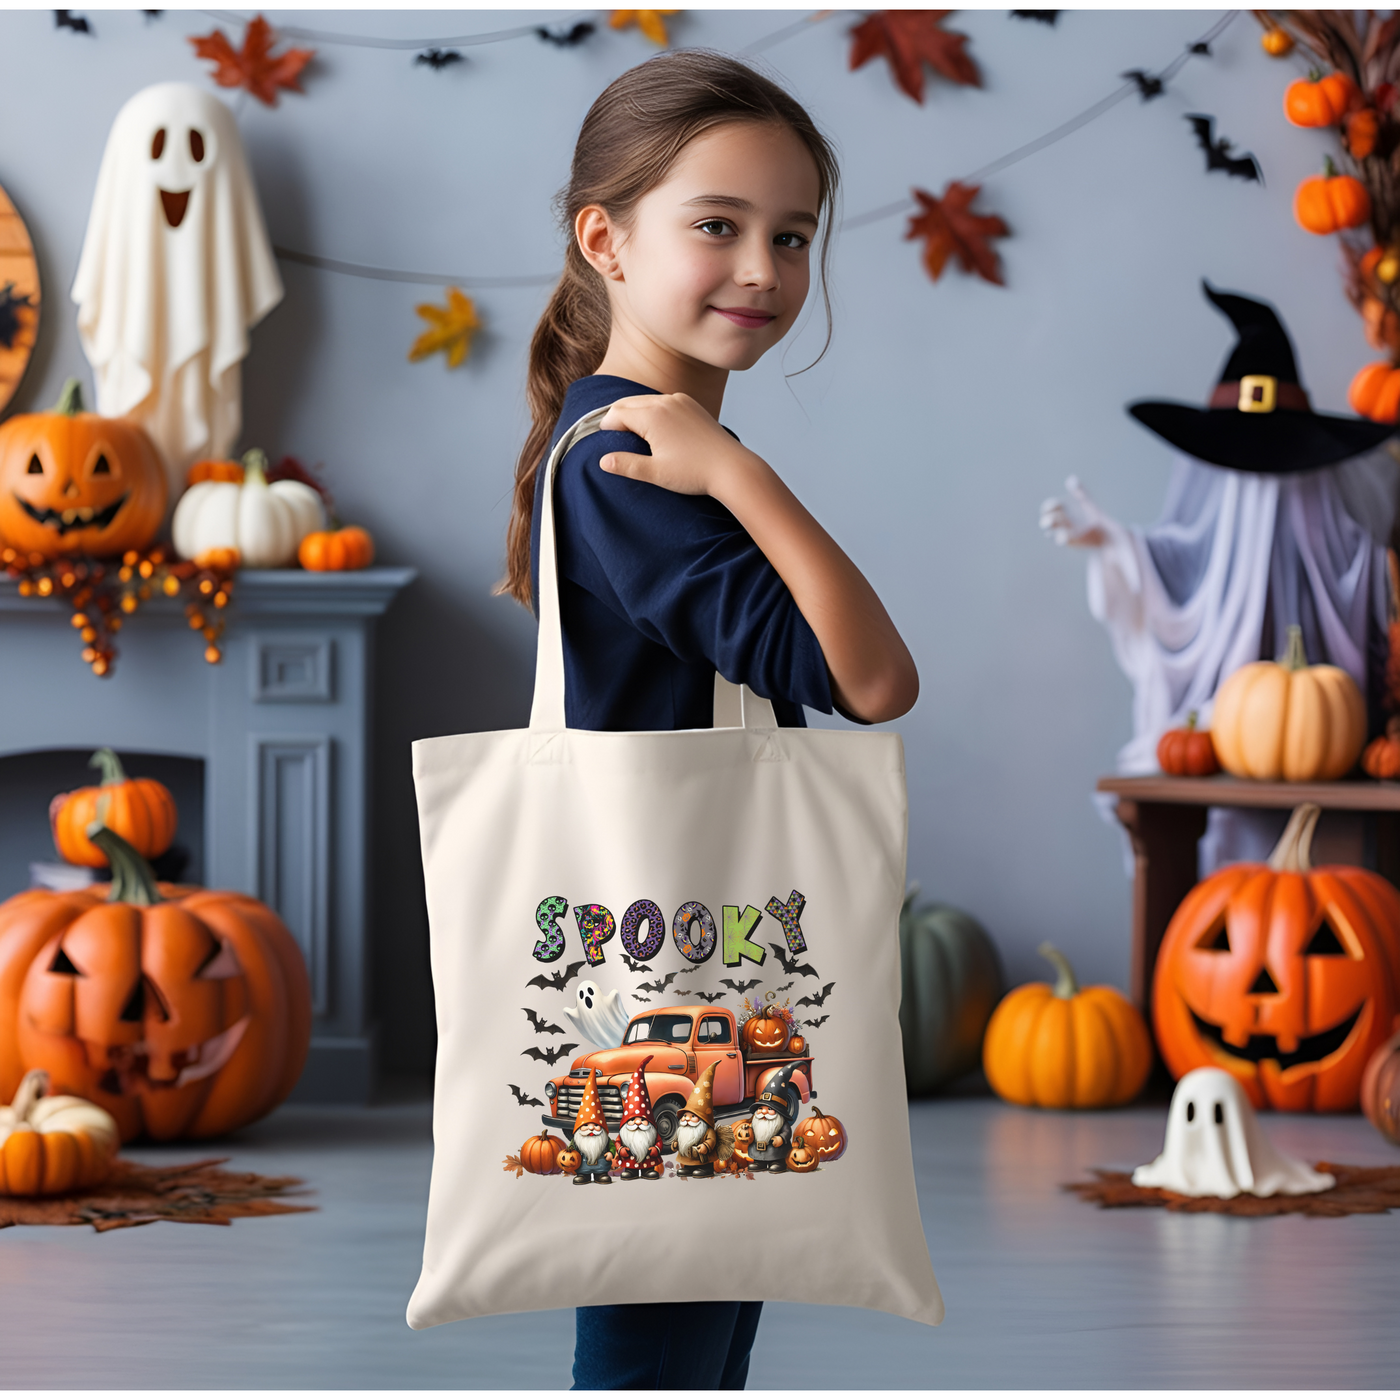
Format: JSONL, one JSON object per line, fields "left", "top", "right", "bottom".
{"left": 576, "top": 205, "right": 625, "bottom": 282}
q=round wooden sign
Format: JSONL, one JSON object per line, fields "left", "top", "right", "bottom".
{"left": 0, "top": 183, "right": 40, "bottom": 418}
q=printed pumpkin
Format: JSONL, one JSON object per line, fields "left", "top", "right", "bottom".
{"left": 741, "top": 1009, "right": 790, "bottom": 1054}
{"left": 49, "top": 748, "right": 178, "bottom": 869}
{"left": 1153, "top": 804, "right": 1400, "bottom": 1111}
{"left": 794, "top": 1107, "right": 847, "bottom": 1163}
{"left": 519, "top": 1130, "right": 566, "bottom": 1175}
{"left": 0, "top": 379, "right": 166, "bottom": 559}
{"left": 0, "top": 823, "right": 311, "bottom": 1142}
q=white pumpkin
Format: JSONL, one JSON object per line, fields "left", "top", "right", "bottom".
{"left": 173, "top": 449, "right": 326, "bottom": 568}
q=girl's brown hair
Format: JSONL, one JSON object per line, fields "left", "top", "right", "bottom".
{"left": 500, "top": 49, "right": 840, "bottom": 607}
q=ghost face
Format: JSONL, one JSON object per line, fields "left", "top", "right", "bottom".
{"left": 577, "top": 981, "right": 601, "bottom": 1013}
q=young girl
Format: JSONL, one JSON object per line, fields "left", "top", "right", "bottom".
{"left": 503, "top": 50, "right": 918, "bottom": 1390}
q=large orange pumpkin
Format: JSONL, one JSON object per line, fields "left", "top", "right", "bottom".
{"left": 740, "top": 1010, "right": 790, "bottom": 1054}
{"left": 794, "top": 1107, "right": 848, "bottom": 1163}
{"left": 49, "top": 748, "right": 178, "bottom": 869}
{"left": 0, "top": 379, "right": 165, "bottom": 559}
{"left": 1294, "top": 163, "right": 1372, "bottom": 235}
{"left": 520, "top": 1130, "right": 566, "bottom": 1176}
{"left": 1349, "top": 360, "right": 1400, "bottom": 423}
{"left": 1153, "top": 803, "right": 1400, "bottom": 1111}
{"left": 0, "top": 823, "right": 311, "bottom": 1142}
{"left": 1283, "top": 71, "right": 1359, "bottom": 128}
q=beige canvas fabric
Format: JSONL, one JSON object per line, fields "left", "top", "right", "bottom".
{"left": 407, "top": 406, "right": 943, "bottom": 1328}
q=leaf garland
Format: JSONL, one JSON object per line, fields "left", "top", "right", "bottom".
{"left": 190, "top": 15, "right": 314, "bottom": 107}
{"left": 409, "top": 287, "right": 481, "bottom": 368}
{"left": 905, "top": 182, "right": 1010, "bottom": 285}
{"left": 849, "top": 10, "right": 980, "bottom": 104}
{"left": 609, "top": 10, "right": 679, "bottom": 47}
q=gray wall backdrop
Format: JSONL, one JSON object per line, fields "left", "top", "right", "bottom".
{"left": 0, "top": 9, "right": 1371, "bottom": 1074}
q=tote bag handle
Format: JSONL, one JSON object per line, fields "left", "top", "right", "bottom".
{"left": 530, "top": 404, "right": 778, "bottom": 734}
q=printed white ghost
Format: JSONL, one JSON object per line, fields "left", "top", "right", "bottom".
{"left": 72, "top": 82, "right": 283, "bottom": 496}
{"left": 1132, "top": 1068, "right": 1335, "bottom": 1199}
{"left": 562, "top": 980, "right": 630, "bottom": 1049}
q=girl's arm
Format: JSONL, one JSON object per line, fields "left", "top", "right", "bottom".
{"left": 598, "top": 393, "right": 919, "bottom": 723}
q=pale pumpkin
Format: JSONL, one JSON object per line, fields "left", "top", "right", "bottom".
{"left": 982, "top": 943, "right": 1152, "bottom": 1109}
{"left": 1211, "top": 626, "right": 1366, "bottom": 782}
{"left": 0, "top": 1068, "right": 119, "bottom": 1195}
{"left": 172, "top": 448, "right": 325, "bottom": 568}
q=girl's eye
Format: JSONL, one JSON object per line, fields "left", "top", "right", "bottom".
{"left": 697, "top": 219, "right": 735, "bottom": 237}
{"left": 775, "top": 232, "right": 810, "bottom": 250}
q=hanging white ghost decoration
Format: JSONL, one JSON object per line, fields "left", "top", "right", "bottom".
{"left": 1132, "top": 1068, "right": 1335, "bottom": 1199}
{"left": 72, "top": 82, "right": 283, "bottom": 497}
{"left": 562, "top": 981, "right": 630, "bottom": 1049}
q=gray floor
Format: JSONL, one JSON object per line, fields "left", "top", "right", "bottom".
{"left": 1, "top": 1091, "right": 1397, "bottom": 1389}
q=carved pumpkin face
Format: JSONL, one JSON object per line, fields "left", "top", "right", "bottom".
{"left": 0, "top": 873, "right": 310, "bottom": 1141}
{"left": 742, "top": 1012, "right": 789, "bottom": 1053}
{"left": 785, "top": 1141, "right": 820, "bottom": 1173}
{"left": 1153, "top": 805, "right": 1400, "bottom": 1111}
{"left": 795, "top": 1109, "right": 847, "bottom": 1163}
{"left": 556, "top": 1146, "right": 581, "bottom": 1173}
{"left": 732, "top": 1118, "right": 754, "bottom": 1148}
{"left": 0, "top": 380, "right": 165, "bottom": 558}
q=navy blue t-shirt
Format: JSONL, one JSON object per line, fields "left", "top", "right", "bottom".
{"left": 529, "top": 375, "right": 833, "bottom": 732}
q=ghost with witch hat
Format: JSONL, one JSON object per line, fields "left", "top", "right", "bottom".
{"left": 613, "top": 1055, "right": 663, "bottom": 1180}
{"left": 568, "top": 1068, "right": 614, "bottom": 1185}
{"left": 1044, "top": 283, "right": 1397, "bottom": 864}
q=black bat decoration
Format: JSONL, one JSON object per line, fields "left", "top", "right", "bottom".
{"left": 55, "top": 10, "right": 91, "bottom": 33}
{"left": 1010, "top": 10, "right": 1059, "bottom": 23}
{"left": 521, "top": 1042, "right": 578, "bottom": 1066}
{"left": 719, "top": 977, "right": 761, "bottom": 994}
{"left": 508, "top": 1083, "right": 544, "bottom": 1107}
{"left": 527, "top": 961, "right": 586, "bottom": 992}
{"left": 795, "top": 982, "right": 835, "bottom": 1008}
{"left": 767, "top": 943, "right": 820, "bottom": 979}
{"left": 1122, "top": 69, "right": 1164, "bottom": 102}
{"left": 620, "top": 953, "right": 652, "bottom": 973}
{"left": 632, "top": 993, "right": 652, "bottom": 1003}
{"left": 415, "top": 48, "right": 464, "bottom": 70}
{"left": 522, "top": 1007, "right": 565, "bottom": 1035}
{"left": 693, "top": 991, "right": 726, "bottom": 1004}
{"left": 805, "top": 1015, "right": 830, "bottom": 1029}
{"left": 775, "top": 981, "right": 794, "bottom": 993}
{"left": 536, "top": 21, "right": 595, "bottom": 47}
{"left": 1189, "top": 40, "right": 1211, "bottom": 55}
{"left": 1185, "top": 115, "right": 1263, "bottom": 184}
{"left": 0, "top": 284, "right": 34, "bottom": 352}
{"left": 636, "top": 971, "right": 683, "bottom": 995}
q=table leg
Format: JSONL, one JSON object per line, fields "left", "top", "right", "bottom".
{"left": 1114, "top": 799, "right": 1208, "bottom": 1012}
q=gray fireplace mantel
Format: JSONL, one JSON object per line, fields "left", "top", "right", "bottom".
{"left": 0, "top": 565, "right": 416, "bottom": 1103}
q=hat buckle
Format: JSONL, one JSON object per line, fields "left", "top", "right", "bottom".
{"left": 1238, "top": 374, "right": 1277, "bottom": 413}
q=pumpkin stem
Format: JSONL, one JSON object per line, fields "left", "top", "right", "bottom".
{"left": 1268, "top": 803, "right": 1321, "bottom": 872}
{"left": 10, "top": 1068, "right": 48, "bottom": 1123}
{"left": 1323, "top": 154, "right": 1339, "bottom": 179}
{"left": 53, "top": 378, "right": 85, "bottom": 416}
{"left": 1280, "top": 624, "right": 1308, "bottom": 671}
{"left": 1185, "top": 710, "right": 1198, "bottom": 732}
{"left": 241, "top": 448, "right": 269, "bottom": 486}
{"left": 86, "top": 820, "right": 163, "bottom": 905}
{"left": 88, "top": 747, "right": 129, "bottom": 787}
{"left": 1038, "top": 942, "right": 1079, "bottom": 999}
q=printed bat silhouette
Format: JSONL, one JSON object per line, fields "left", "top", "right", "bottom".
{"left": 1122, "top": 69, "right": 1164, "bottom": 101}
{"left": 522, "top": 1007, "right": 565, "bottom": 1035}
{"left": 508, "top": 1083, "right": 544, "bottom": 1107}
{"left": 521, "top": 1043, "right": 579, "bottom": 1065}
{"left": 620, "top": 953, "right": 652, "bottom": 973}
{"left": 527, "top": 961, "right": 586, "bottom": 992}
{"left": 796, "top": 982, "right": 835, "bottom": 1008}
{"left": 636, "top": 971, "right": 683, "bottom": 995}
{"left": 1010, "top": 9, "right": 1059, "bottom": 22}
{"left": 632, "top": 994, "right": 652, "bottom": 1003}
{"left": 693, "top": 991, "right": 726, "bottom": 1004}
{"left": 775, "top": 981, "right": 794, "bottom": 993}
{"left": 719, "top": 977, "right": 761, "bottom": 994}
{"left": 768, "top": 943, "right": 820, "bottom": 979}
{"left": 55, "top": 11, "right": 92, "bottom": 33}
{"left": 415, "top": 48, "right": 463, "bottom": 69}
{"left": 805, "top": 1015, "right": 830, "bottom": 1029}
{"left": 1185, "top": 115, "right": 1263, "bottom": 183}
{"left": 536, "top": 21, "right": 595, "bottom": 46}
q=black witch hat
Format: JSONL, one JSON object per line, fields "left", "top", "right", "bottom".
{"left": 1128, "top": 282, "right": 1395, "bottom": 473}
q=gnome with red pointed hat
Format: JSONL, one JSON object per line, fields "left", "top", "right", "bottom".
{"left": 569, "top": 1067, "right": 615, "bottom": 1185}
{"left": 613, "top": 1054, "right": 663, "bottom": 1180}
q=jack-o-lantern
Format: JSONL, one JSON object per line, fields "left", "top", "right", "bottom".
{"left": 785, "top": 1141, "right": 820, "bottom": 1173}
{"left": 1153, "top": 803, "right": 1400, "bottom": 1111}
{"left": 556, "top": 1145, "right": 581, "bottom": 1174}
{"left": 741, "top": 1010, "right": 790, "bottom": 1054}
{"left": 786, "top": 1034, "right": 807, "bottom": 1056}
{"left": 520, "top": 1130, "right": 566, "bottom": 1175}
{"left": 0, "top": 379, "right": 166, "bottom": 559}
{"left": 794, "top": 1107, "right": 847, "bottom": 1163}
{"left": 729, "top": 1117, "right": 754, "bottom": 1173}
{"left": 0, "top": 822, "right": 311, "bottom": 1142}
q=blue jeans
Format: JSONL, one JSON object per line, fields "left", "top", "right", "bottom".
{"left": 572, "top": 1301, "right": 763, "bottom": 1389}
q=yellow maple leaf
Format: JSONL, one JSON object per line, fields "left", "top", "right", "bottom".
{"left": 409, "top": 287, "right": 481, "bottom": 368}
{"left": 610, "top": 9, "right": 679, "bottom": 45}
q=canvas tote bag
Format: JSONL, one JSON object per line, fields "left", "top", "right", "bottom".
{"left": 407, "top": 405, "right": 943, "bottom": 1329}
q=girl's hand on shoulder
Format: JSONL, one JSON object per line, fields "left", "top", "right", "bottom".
{"left": 598, "top": 393, "right": 759, "bottom": 498}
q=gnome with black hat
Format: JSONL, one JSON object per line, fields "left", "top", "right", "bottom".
{"left": 748, "top": 1064, "right": 800, "bottom": 1173}
{"left": 614, "top": 1055, "right": 663, "bottom": 1180}
{"left": 569, "top": 1068, "right": 615, "bottom": 1185}
{"left": 1043, "top": 284, "right": 1396, "bottom": 861}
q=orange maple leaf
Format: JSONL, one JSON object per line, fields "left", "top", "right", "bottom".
{"left": 905, "top": 183, "right": 1009, "bottom": 285}
{"left": 190, "top": 15, "right": 314, "bottom": 108}
{"left": 610, "top": 10, "right": 679, "bottom": 46}
{"left": 849, "top": 10, "right": 980, "bottom": 104}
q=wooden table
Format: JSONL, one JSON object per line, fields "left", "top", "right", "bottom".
{"left": 1097, "top": 774, "right": 1400, "bottom": 1012}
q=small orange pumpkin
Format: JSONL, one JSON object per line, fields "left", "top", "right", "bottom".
{"left": 0, "top": 1068, "right": 119, "bottom": 1195}
{"left": 519, "top": 1130, "right": 566, "bottom": 1176}
{"left": 1284, "top": 71, "right": 1359, "bottom": 128}
{"left": 187, "top": 459, "right": 244, "bottom": 486}
{"left": 50, "top": 748, "right": 178, "bottom": 868}
{"left": 1360, "top": 1021, "right": 1400, "bottom": 1145}
{"left": 298, "top": 526, "right": 375, "bottom": 572}
{"left": 1261, "top": 26, "right": 1294, "bottom": 57}
{"left": 785, "top": 1141, "right": 820, "bottom": 1173}
{"left": 1156, "top": 712, "right": 1220, "bottom": 777}
{"left": 1363, "top": 717, "right": 1400, "bottom": 779}
{"left": 556, "top": 1145, "right": 581, "bottom": 1174}
{"left": 1295, "top": 161, "right": 1372, "bottom": 235}
{"left": 786, "top": 1034, "right": 807, "bottom": 1056}
{"left": 1345, "top": 108, "right": 1382, "bottom": 160}
{"left": 794, "top": 1107, "right": 848, "bottom": 1163}
{"left": 1360, "top": 297, "right": 1400, "bottom": 354}
{"left": 1350, "top": 360, "right": 1400, "bottom": 422}
{"left": 193, "top": 546, "right": 241, "bottom": 573}
{"left": 728, "top": 1118, "right": 754, "bottom": 1173}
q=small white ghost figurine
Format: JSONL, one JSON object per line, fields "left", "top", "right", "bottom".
{"left": 72, "top": 82, "right": 284, "bottom": 496}
{"left": 562, "top": 980, "right": 630, "bottom": 1049}
{"left": 1133, "top": 1068, "right": 1335, "bottom": 1199}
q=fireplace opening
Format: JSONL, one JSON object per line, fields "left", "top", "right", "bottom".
{"left": 0, "top": 749, "right": 204, "bottom": 899}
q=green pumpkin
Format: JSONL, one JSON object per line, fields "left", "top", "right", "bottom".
{"left": 899, "top": 888, "right": 1004, "bottom": 1096}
